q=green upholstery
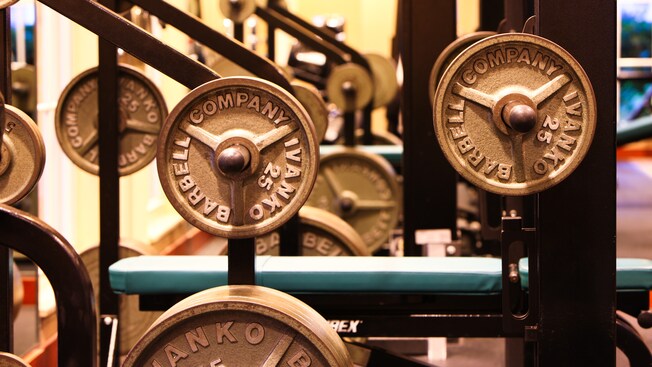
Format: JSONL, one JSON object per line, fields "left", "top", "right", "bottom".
{"left": 109, "top": 256, "right": 652, "bottom": 296}
{"left": 109, "top": 256, "right": 502, "bottom": 295}
{"left": 518, "top": 258, "right": 652, "bottom": 290}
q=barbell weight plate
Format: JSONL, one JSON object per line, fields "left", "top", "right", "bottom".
{"left": 55, "top": 64, "right": 168, "bottom": 176}
{"left": 219, "top": 0, "right": 256, "bottom": 23}
{"left": 292, "top": 82, "right": 329, "bottom": 143}
{"left": 79, "top": 241, "right": 162, "bottom": 355}
{"left": 122, "top": 285, "right": 354, "bottom": 367}
{"left": 157, "top": 76, "right": 318, "bottom": 239}
{"left": 364, "top": 53, "right": 399, "bottom": 109}
{"left": 433, "top": 33, "right": 596, "bottom": 196}
{"left": 0, "top": 352, "right": 31, "bottom": 367}
{"left": 326, "top": 63, "right": 373, "bottom": 113}
{"left": 428, "top": 31, "right": 496, "bottom": 106}
{"left": 11, "top": 64, "right": 37, "bottom": 116}
{"left": 253, "top": 206, "right": 370, "bottom": 256}
{"left": 0, "top": 105, "right": 45, "bottom": 205}
{"left": 306, "top": 147, "right": 400, "bottom": 253}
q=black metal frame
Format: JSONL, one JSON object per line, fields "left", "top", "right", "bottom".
{"left": 0, "top": 1, "right": 619, "bottom": 366}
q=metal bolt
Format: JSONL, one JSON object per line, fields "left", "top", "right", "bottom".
{"left": 217, "top": 145, "right": 251, "bottom": 174}
{"left": 502, "top": 101, "right": 537, "bottom": 133}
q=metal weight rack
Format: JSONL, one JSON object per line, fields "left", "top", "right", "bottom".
{"left": 0, "top": 0, "right": 619, "bottom": 366}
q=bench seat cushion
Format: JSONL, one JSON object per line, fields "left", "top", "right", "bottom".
{"left": 109, "top": 256, "right": 503, "bottom": 295}
{"left": 518, "top": 258, "right": 652, "bottom": 290}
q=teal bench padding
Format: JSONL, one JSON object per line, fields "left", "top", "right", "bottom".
{"left": 519, "top": 258, "right": 652, "bottom": 290}
{"left": 109, "top": 256, "right": 502, "bottom": 295}
{"left": 320, "top": 145, "right": 403, "bottom": 165}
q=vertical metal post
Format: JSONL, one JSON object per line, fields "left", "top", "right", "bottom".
{"left": 480, "top": 0, "right": 504, "bottom": 31}
{"left": 228, "top": 238, "right": 256, "bottom": 285}
{"left": 0, "top": 6, "right": 11, "bottom": 354}
{"left": 536, "top": 1, "right": 616, "bottom": 365}
{"left": 98, "top": 0, "right": 120, "bottom": 365}
{"left": 399, "top": 0, "right": 457, "bottom": 254}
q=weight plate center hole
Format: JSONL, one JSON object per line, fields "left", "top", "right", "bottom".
{"left": 338, "top": 190, "right": 358, "bottom": 216}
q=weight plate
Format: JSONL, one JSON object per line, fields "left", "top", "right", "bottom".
{"left": 253, "top": 206, "right": 370, "bottom": 256}
{"left": 0, "top": 352, "right": 30, "bottom": 367}
{"left": 433, "top": 33, "right": 596, "bottom": 196}
{"left": 123, "top": 285, "right": 353, "bottom": 367}
{"left": 157, "top": 77, "right": 318, "bottom": 238}
{"left": 292, "top": 82, "right": 328, "bottom": 143}
{"left": 0, "top": 105, "right": 45, "bottom": 205}
{"left": 364, "top": 53, "right": 398, "bottom": 108}
{"left": 12, "top": 64, "right": 37, "bottom": 116}
{"left": 219, "top": 0, "right": 256, "bottom": 23}
{"left": 55, "top": 64, "right": 168, "bottom": 176}
{"left": 80, "top": 241, "right": 162, "bottom": 355}
{"left": 429, "top": 31, "right": 496, "bottom": 106}
{"left": 326, "top": 63, "right": 373, "bottom": 112}
{"left": 306, "top": 147, "right": 399, "bottom": 253}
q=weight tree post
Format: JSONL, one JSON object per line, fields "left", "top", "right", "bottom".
{"left": 0, "top": 5, "right": 12, "bottom": 353}
{"left": 399, "top": 0, "right": 458, "bottom": 255}
{"left": 98, "top": 0, "right": 121, "bottom": 365}
{"left": 536, "top": 1, "right": 616, "bottom": 365}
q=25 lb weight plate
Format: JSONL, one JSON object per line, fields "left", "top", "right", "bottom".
{"left": 0, "top": 105, "right": 45, "bottom": 205}
{"left": 254, "top": 206, "right": 370, "bottom": 256}
{"left": 55, "top": 64, "right": 168, "bottom": 176}
{"left": 122, "top": 285, "right": 353, "bottom": 367}
{"left": 157, "top": 77, "right": 318, "bottom": 238}
{"left": 433, "top": 33, "right": 596, "bottom": 196}
{"left": 306, "top": 148, "right": 400, "bottom": 253}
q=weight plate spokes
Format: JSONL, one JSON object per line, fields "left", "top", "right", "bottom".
{"left": 0, "top": 105, "right": 45, "bottom": 205}
{"left": 157, "top": 77, "right": 318, "bottom": 239}
{"left": 429, "top": 31, "right": 496, "bottom": 107}
{"left": 306, "top": 147, "right": 400, "bottom": 253}
{"left": 255, "top": 206, "right": 370, "bottom": 256}
{"left": 55, "top": 64, "right": 168, "bottom": 176}
{"left": 122, "top": 285, "right": 354, "bottom": 367}
{"left": 433, "top": 33, "right": 596, "bottom": 196}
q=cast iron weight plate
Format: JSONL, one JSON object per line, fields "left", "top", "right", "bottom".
{"left": 0, "top": 105, "right": 45, "bottom": 205}
{"left": 55, "top": 64, "right": 168, "bottom": 176}
{"left": 433, "top": 33, "right": 596, "bottom": 196}
{"left": 122, "top": 285, "right": 354, "bottom": 367}
{"left": 157, "top": 77, "right": 318, "bottom": 238}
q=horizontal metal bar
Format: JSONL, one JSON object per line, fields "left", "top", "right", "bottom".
{"left": 38, "top": 0, "right": 218, "bottom": 89}
{"left": 255, "top": 6, "right": 349, "bottom": 65}
{"left": 129, "top": 0, "right": 293, "bottom": 92}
